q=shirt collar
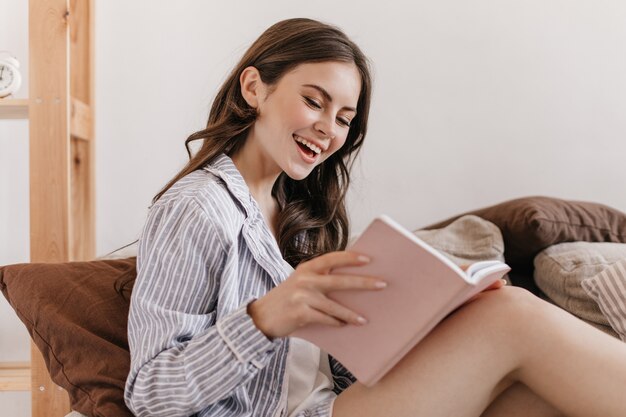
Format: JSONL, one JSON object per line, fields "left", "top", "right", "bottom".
{"left": 203, "top": 153, "right": 257, "bottom": 218}
{"left": 204, "top": 153, "right": 296, "bottom": 281}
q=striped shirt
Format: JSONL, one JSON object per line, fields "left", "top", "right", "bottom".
{"left": 124, "top": 153, "right": 355, "bottom": 417}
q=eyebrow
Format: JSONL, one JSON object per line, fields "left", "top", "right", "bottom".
{"left": 302, "top": 84, "right": 357, "bottom": 113}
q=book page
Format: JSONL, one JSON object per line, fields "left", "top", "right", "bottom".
{"left": 466, "top": 261, "right": 509, "bottom": 284}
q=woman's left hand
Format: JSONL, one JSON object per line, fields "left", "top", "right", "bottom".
{"left": 461, "top": 264, "right": 507, "bottom": 292}
{"left": 459, "top": 264, "right": 507, "bottom": 306}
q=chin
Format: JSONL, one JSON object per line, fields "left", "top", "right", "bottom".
{"left": 284, "top": 169, "right": 312, "bottom": 181}
{"left": 282, "top": 162, "right": 316, "bottom": 181}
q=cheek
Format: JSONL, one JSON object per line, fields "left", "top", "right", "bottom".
{"left": 263, "top": 97, "right": 311, "bottom": 130}
{"left": 327, "top": 135, "right": 349, "bottom": 156}
{"left": 287, "top": 101, "right": 317, "bottom": 127}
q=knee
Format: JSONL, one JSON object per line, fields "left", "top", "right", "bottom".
{"left": 456, "top": 286, "right": 545, "bottom": 334}
{"left": 473, "top": 285, "right": 539, "bottom": 308}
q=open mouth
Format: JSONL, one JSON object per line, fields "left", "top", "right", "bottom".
{"left": 293, "top": 135, "right": 321, "bottom": 160}
{"left": 296, "top": 140, "right": 317, "bottom": 158}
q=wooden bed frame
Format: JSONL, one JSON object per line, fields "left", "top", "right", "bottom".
{"left": 0, "top": 1, "right": 95, "bottom": 416}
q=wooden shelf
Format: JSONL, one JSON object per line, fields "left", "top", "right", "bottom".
{"left": 3, "top": 1, "right": 94, "bottom": 414}
{"left": 0, "top": 362, "right": 30, "bottom": 391}
{"left": 0, "top": 98, "right": 92, "bottom": 140}
{"left": 0, "top": 99, "right": 29, "bottom": 119}
{"left": 71, "top": 97, "right": 92, "bottom": 141}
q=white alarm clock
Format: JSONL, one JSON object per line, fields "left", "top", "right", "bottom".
{"left": 0, "top": 52, "right": 22, "bottom": 99}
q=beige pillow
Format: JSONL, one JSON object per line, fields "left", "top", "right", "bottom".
{"left": 582, "top": 260, "right": 626, "bottom": 341}
{"left": 534, "top": 242, "right": 626, "bottom": 337}
{"left": 414, "top": 214, "right": 505, "bottom": 266}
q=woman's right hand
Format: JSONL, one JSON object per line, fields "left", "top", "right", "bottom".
{"left": 247, "top": 251, "right": 387, "bottom": 340}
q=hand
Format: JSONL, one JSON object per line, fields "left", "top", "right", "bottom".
{"left": 459, "top": 264, "right": 507, "bottom": 306}
{"left": 247, "top": 251, "right": 387, "bottom": 339}
{"left": 460, "top": 264, "right": 506, "bottom": 291}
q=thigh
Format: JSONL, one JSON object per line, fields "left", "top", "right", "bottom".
{"left": 332, "top": 288, "right": 532, "bottom": 417}
{"left": 481, "top": 383, "right": 563, "bottom": 417}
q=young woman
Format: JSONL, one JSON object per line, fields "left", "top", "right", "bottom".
{"left": 124, "top": 18, "right": 626, "bottom": 417}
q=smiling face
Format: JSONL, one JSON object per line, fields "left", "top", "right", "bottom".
{"left": 240, "top": 61, "right": 362, "bottom": 181}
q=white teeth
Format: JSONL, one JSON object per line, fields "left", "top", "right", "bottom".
{"left": 294, "top": 136, "right": 322, "bottom": 155}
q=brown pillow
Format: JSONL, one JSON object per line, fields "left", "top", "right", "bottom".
{"left": 0, "top": 258, "right": 136, "bottom": 417}
{"left": 423, "top": 196, "right": 626, "bottom": 270}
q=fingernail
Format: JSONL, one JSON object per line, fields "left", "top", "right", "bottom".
{"left": 358, "top": 255, "right": 370, "bottom": 263}
{"left": 375, "top": 281, "right": 387, "bottom": 288}
{"left": 357, "top": 316, "right": 368, "bottom": 325}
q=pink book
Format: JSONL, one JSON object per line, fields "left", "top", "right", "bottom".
{"left": 291, "top": 214, "right": 510, "bottom": 386}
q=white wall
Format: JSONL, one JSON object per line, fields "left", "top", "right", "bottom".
{"left": 2, "top": 0, "right": 626, "bottom": 413}
{"left": 95, "top": 0, "right": 626, "bottom": 255}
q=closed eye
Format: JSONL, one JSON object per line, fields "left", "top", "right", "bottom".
{"left": 303, "top": 96, "right": 322, "bottom": 109}
{"left": 304, "top": 96, "right": 352, "bottom": 127}
{"left": 337, "top": 117, "right": 351, "bottom": 127}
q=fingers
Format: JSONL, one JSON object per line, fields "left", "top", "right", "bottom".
{"left": 311, "top": 273, "right": 387, "bottom": 292}
{"left": 298, "top": 251, "right": 386, "bottom": 290}
{"left": 307, "top": 294, "right": 368, "bottom": 326}
{"left": 287, "top": 251, "right": 385, "bottom": 331}
{"left": 288, "top": 273, "right": 383, "bottom": 327}
{"left": 300, "top": 251, "right": 370, "bottom": 274}
{"left": 300, "top": 305, "right": 349, "bottom": 328}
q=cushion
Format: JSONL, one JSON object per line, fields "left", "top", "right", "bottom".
{"left": 582, "top": 259, "right": 626, "bottom": 341}
{"left": 423, "top": 196, "right": 626, "bottom": 269}
{"left": 0, "top": 258, "right": 136, "bottom": 417}
{"left": 414, "top": 214, "right": 505, "bottom": 266}
{"left": 534, "top": 241, "right": 626, "bottom": 338}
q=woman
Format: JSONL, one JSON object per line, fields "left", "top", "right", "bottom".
{"left": 124, "top": 18, "right": 626, "bottom": 417}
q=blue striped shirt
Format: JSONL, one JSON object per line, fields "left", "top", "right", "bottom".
{"left": 124, "top": 153, "right": 355, "bottom": 417}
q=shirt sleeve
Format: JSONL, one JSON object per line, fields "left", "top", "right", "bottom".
{"left": 124, "top": 195, "right": 280, "bottom": 417}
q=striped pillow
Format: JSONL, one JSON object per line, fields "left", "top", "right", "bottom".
{"left": 582, "top": 260, "right": 626, "bottom": 341}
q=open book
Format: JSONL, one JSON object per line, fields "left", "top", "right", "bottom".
{"left": 291, "top": 214, "right": 510, "bottom": 386}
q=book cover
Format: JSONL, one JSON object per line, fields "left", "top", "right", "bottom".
{"left": 291, "top": 214, "right": 511, "bottom": 386}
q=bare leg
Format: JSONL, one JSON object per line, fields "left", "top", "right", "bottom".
{"left": 332, "top": 286, "right": 626, "bottom": 417}
{"left": 481, "top": 383, "right": 562, "bottom": 417}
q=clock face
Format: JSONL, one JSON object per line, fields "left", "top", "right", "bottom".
{"left": 0, "top": 63, "right": 18, "bottom": 97}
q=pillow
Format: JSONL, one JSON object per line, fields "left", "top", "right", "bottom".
{"left": 423, "top": 196, "right": 626, "bottom": 269}
{"left": 414, "top": 214, "right": 505, "bottom": 266}
{"left": 582, "top": 259, "right": 626, "bottom": 341}
{"left": 534, "top": 242, "right": 626, "bottom": 338}
{"left": 0, "top": 258, "right": 136, "bottom": 417}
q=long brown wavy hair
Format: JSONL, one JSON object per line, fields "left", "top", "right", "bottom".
{"left": 153, "top": 18, "right": 372, "bottom": 267}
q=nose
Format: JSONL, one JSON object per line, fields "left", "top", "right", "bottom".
{"left": 313, "top": 118, "right": 337, "bottom": 140}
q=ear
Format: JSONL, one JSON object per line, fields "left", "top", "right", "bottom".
{"left": 240, "top": 66, "right": 265, "bottom": 109}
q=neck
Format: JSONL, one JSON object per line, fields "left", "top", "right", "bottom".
{"left": 230, "top": 132, "right": 281, "bottom": 207}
